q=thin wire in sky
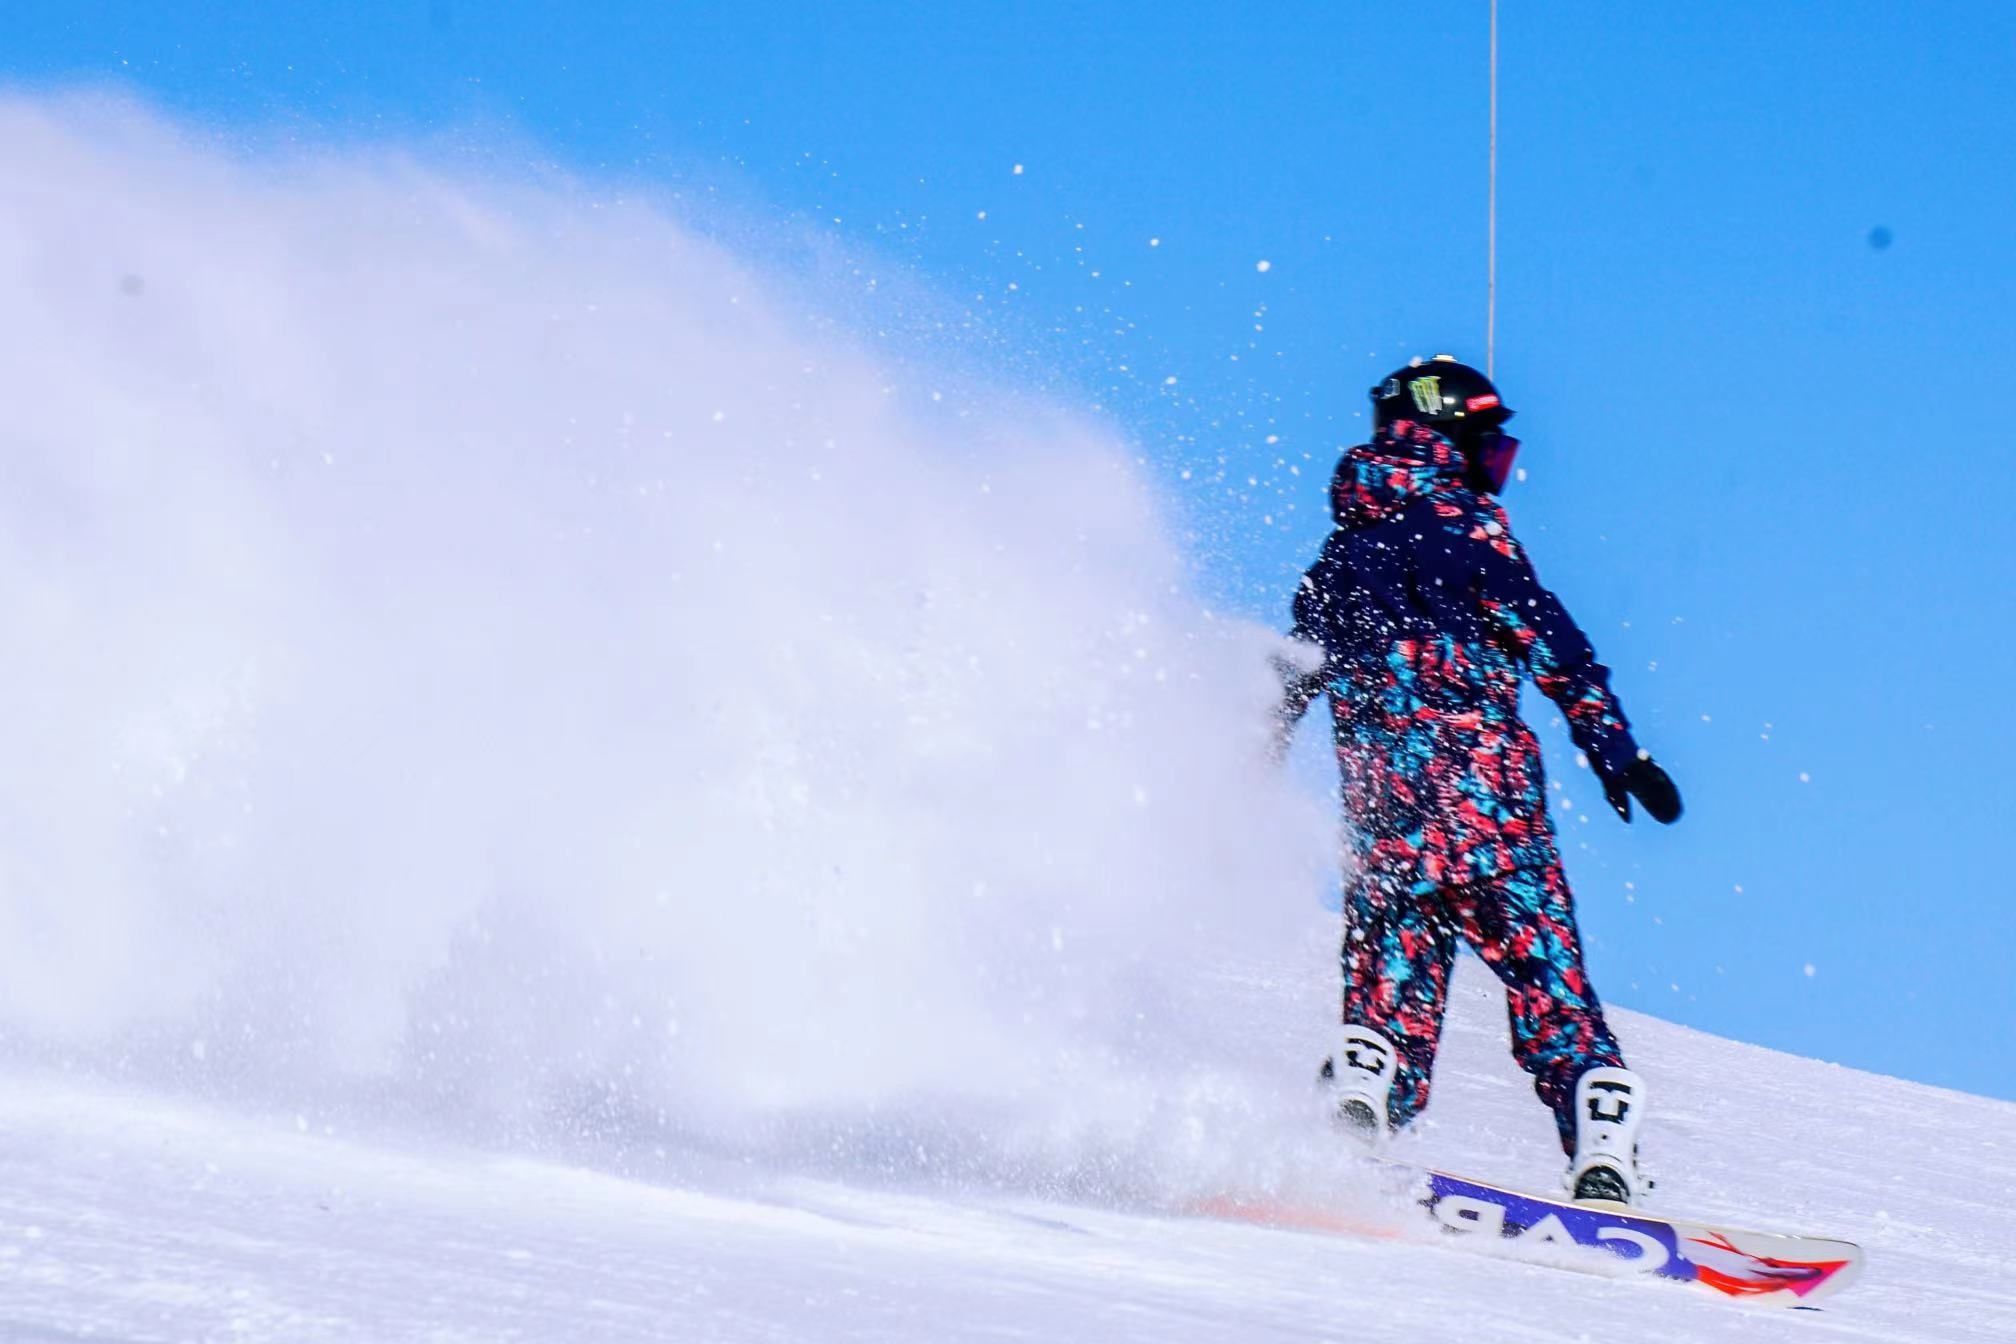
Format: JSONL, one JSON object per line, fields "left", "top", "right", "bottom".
{"left": 1487, "top": 0, "right": 1499, "bottom": 377}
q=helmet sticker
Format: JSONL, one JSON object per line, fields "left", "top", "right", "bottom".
{"left": 1408, "top": 377, "right": 1445, "bottom": 415}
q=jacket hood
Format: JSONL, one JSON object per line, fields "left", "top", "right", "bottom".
{"left": 1329, "top": 420, "right": 1468, "bottom": 529}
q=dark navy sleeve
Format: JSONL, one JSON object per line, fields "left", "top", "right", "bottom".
{"left": 1466, "top": 504, "right": 1641, "bottom": 775}
{"left": 1270, "top": 551, "right": 1340, "bottom": 749}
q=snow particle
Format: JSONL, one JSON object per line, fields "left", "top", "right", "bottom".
{"left": 1012, "top": 163, "right": 1025, "bottom": 175}
{"left": 1803, "top": 963, "right": 1818, "bottom": 978}
{"left": 1148, "top": 237, "right": 1162, "bottom": 247}
{"left": 1255, "top": 259, "right": 1273, "bottom": 273}
{"left": 1798, "top": 771, "right": 1811, "bottom": 783}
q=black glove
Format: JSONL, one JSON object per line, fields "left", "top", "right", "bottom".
{"left": 1267, "top": 649, "right": 1327, "bottom": 765}
{"left": 1596, "top": 756, "right": 1683, "bottom": 825}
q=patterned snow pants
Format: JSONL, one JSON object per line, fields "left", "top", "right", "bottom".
{"left": 1342, "top": 863, "right": 1623, "bottom": 1154}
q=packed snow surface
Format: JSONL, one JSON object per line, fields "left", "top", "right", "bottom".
{"left": 4, "top": 968, "right": 2013, "bottom": 1342}
{"left": 0, "top": 97, "right": 2009, "bottom": 1342}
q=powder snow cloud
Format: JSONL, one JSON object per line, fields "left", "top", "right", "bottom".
{"left": 0, "top": 94, "right": 1333, "bottom": 1170}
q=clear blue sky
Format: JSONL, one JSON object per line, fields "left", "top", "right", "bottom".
{"left": 10, "top": 1, "right": 2015, "bottom": 1099}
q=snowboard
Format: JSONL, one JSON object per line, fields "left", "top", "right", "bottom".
{"left": 1192, "top": 1160, "right": 1864, "bottom": 1307}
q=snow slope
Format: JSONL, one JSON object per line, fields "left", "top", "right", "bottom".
{"left": 1, "top": 97, "right": 2010, "bottom": 1343}
{"left": 3, "top": 960, "right": 2011, "bottom": 1344}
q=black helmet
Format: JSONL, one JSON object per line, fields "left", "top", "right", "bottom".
{"left": 1369, "top": 355, "right": 1513, "bottom": 432}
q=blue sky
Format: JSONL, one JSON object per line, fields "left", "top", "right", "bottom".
{"left": 10, "top": 1, "right": 2015, "bottom": 1099}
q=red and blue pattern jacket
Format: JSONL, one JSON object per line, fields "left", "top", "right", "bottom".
{"left": 1278, "top": 421, "right": 1639, "bottom": 893}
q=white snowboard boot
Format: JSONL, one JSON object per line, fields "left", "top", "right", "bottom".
{"left": 1566, "top": 1066, "right": 1647, "bottom": 1205}
{"left": 1323, "top": 1024, "right": 1398, "bottom": 1142}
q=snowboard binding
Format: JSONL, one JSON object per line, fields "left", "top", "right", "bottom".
{"left": 1320, "top": 1024, "right": 1398, "bottom": 1142}
{"left": 1566, "top": 1066, "right": 1648, "bottom": 1206}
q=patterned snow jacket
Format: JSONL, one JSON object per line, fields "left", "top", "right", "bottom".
{"left": 1279, "top": 420, "right": 1640, "bottom": 894}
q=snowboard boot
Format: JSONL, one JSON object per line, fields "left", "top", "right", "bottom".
{"left": 1321, "top": 1024, "right": 1397, "bottom": 1143}
{"left": 1566, "top": 1066, "right": 1647, "bottom": 1206}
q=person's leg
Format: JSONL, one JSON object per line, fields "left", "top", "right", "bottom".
{"left": 1443, "top": 864, "right": 1625, "bottom": 1153}
{"left": 1340, "top": 875, "right": 1460, "bottom": 1132}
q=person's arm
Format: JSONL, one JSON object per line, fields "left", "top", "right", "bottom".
{"left": 1269, "top": 648, "right": 1327, "bottom": 759}
{"left": 1469, "top": 506, "right": 1682, "bottom": 823}
{"left": 1268, "top": 571, "right": 1336, "bottom": 761}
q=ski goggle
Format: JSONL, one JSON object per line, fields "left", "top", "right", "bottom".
{"left": 1471, "top": 430, "right": 1521, "bottom": 494}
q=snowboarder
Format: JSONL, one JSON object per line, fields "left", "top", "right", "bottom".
{"left": 1273, "top": 355, "right": 1682, "bottom": 1204}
